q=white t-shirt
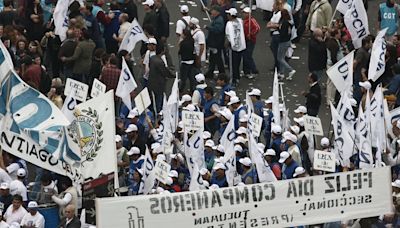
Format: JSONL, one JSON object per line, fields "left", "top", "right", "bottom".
{"left": 142, "top": 50, "right": 156, "bottom": 79}
{"left": 0, "top": 221, "right": 8, "bottom": 228}
{"left": 4, "top": 205, "right": 27, "bottom": 224}
{"left": 225, "top": 18, "right": 246, "bottom": 52}
{"left": 119, "top": 21, "right": 131, "bottom": 40}
{"left": 270, "top": 11, "right": 281, "bottom": 35}
{"left": 176, "top": 16, "right": 191, "bottom": 36}
{"left": 191, "top": 28, "right": 206, "bottom": 61}
{"left": 9, "top": 180, "right": 28, "bottom": 201}
{"left": 20, "top": 212, "right": 45, "bottom": 228}
{"left": 6, "top": 164, "right": 19, "bottom": 181}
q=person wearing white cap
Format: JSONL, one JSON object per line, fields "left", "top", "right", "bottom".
{"left": 225, "top": 7, "right": 246, "bottom": 86}
{"left": 116, "top": 135, "right": 129, "bottom": 187}
{"left": 179, "top": 94, "right": 192, "bottom": 108}
{"left": 228, "top": 96, "right": 246, "bottom": 130}
{"left": 127, "top": 146, "right": 144, "bottom": 185}
{"left": 293, "top": 167, "right": 307, "bottom": 178}
{"left": 294, "top": 105, "right": 307, "bottom": 117}
{"left": 128, "top": 168, "right": 143, "bottom": 196}
{"left": 270, "top": 125, "right": 283, "bottom": 156}
{"left": 263, "top": 149, "right": 282, "bottom": 180}
{"left": 176, "top": 5, "right": 191, "bottom": 39}
{"left": 199, "top": 168, "right": 211, "bottom": 183}
{"left": 211, "top": 163, "right": 228, "bottom": 188}
{"left": 20, "top": 201, "right": 45, "bottom": 228}
{"left": 249, "top": 88, "right": 264, "bottom": 119}
{"left": 203, "top": 87, "right": 220, "bottom": 135}
{"left": 192, "top": 73, "right": 207, "bottom": 108}
{"left": 124, "top": 124, "right": 146, "bottom": 153}
{"left": 142, "top": 33, "right": 157, "bottom": 83}
{"left": 236, "top": 126, "right": 247, "bottom": 138}
{"left": 320, "top": 137, "right": 331, "bottom": 151}
{"left": 279, "top": 151, "right": 299, "bottom": 180}
{"left": 9, "top": 169, "right": 27, "bottom": 203}
{"left": 242, "top": 7, "right": 260, "bottom": 79}
{"left": 142, "top": 0, "right": 157, "bottom": 32}
{"left": 239, "top": 157, "right": 258, "bottom": 184}
{"left": 282, "top": 133, "right": 302, "bottom": 168}
{"left": 217, "top": 108, "right": 233, "bottom": 133}
{"left": 168, "top": 170, "right": 182, "bottom": 193}
{"left": 215, "top": 145, "right": 226, "bottom": 158}
{"left": 189, "top": 17, "right": 207, "bottom": 69}
{"left": 0, "top": 182, "right": 13, "bottom": 211}
{"left": 204, "top": 140, "right": 216, "bottom": 170}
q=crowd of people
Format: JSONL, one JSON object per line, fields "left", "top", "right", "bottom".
{"left": 0, "top": 0, "right": 400, "bottom": 227}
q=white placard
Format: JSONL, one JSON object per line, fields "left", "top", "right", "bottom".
{"left": 65, "top": 78, "right": 89, "bottom": 102}
{"left": 313, "top": 150, "right": 336, "bottom": 172}
{"left": 134, "top": 88, "right": 151, "bottom": 115}
{"left": 91, "top": 79, "right": 106, "bottom": 98}
{"left": 304, "top": 115, "right": 323, "bottom": 136}
{"left": 182, "top": 111, "right": 204, "bottom": 132}
{"left": 154, "top": 160, "right": 171, "bottom": 184}
{"left": 96, "top": 167, "right": 392, "bottom": 228}
{"left": 249, "top": 113, "right": 263, "bottom": 137}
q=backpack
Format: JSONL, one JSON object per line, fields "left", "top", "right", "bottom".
{"left": 39, "top": 66, "right": 51, "bottom": 95}
{"left": 180, "top": 17, "right": 191, "bottom": 35}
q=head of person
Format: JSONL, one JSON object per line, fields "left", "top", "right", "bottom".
{"left": 239, "top": 157, "right": 252, "bottom": 171}
{"left": 142, "top": 0, "right": 155, "bottom": 11}
{"left": 248, "top": 88, "right": 261, "bottom": 102}
{"left": 27, "top": 201, "right": 38, "bottom": 216}
{"left": 125, "top": 124, "right": 138, "bottom": 139}
{"left": 362, "top": 36, "right": 373, "bottom": 50}
{"left": 16, "top": 168, "right": 26, "bottom": 180}
{"left": 4, "top": 0, "right": 13, "bottom": 8}
{"left": 33, "top": 54, "right": 41, "bottom": 65}
{"left": 216, "top": 73, "right": 229, "bottom": 87}
{"left": 115, "top": 135, "right": 123, "bottom": 150}
{"left": 40, "top": 172, "right": 52, "bottom": 187}
{"left": 210, "top": 6, "right": 221, "bottom": 18}
{"left": 242, "top": 7, "right": 251, "bottom": 19}
{"left": 12, "top": 195, "right": 23, "bottom": 209}
{"left": 280, "top": 9, "right": 290, "bottom": 21}
{"left": 204, "top": 86, "right": 214, "bottom": 101}
{"left": 128, "top": 147, "right": 141, "bottom": 161}
{"left": 330, "top": 29, "right": 340, "bottom": 40}
{"left": 0, "top": 183, "right": 10, "bottom": 196}
{"left": 226, "top": 8, "right": 237, "bottom": 21}
{"left": 60, "top": 176, "right": 73, "bottom": 192}
{"left": 146, "top": 37, "right": 157, "bottom": 51}
{"left": 313, "top": 28, "right": 324, "bottom": 42}
{"left": 228, "top": 96, "right": 241, "bottom": 110}
{"left": 83, "top": 4, "right": 93, "bottom": 16}
{"left": 189, "top": 17, "right": 200, "bottom": 30}
{"left": 64, "top": 204, "right": 76, "bottom": 219}
{"left": 28, "top": 41, "right": 39, "bottom": 54}
{"left": 213, "top": 163, "right": 226, "bottom": 178}
{"left": 154, "top": 0, "right": 163, "bottom": 8}
{"left": 119, "top": 13, "right": 129, "bottom": 24}
{"left": 308, "top": 72, "right": 318, "bottom": 85}
{"left": 133, "top": 169, "right": 143, "bottom": 182}
{"left": 263, "top": 149, "right": 276, "bottom": 163}
{"left": 279, "top": 151, "right": 292, "bottom": 165}
{"left": 180, "top": 5, "right": 189, "bottom": 16}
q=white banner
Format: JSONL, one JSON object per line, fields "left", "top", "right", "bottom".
{"left": 119, "top": 19, "right": 149, "bottom": 53}
{"left": 303, "top": 116, "right": 323, "bottom": 136}
{"left": 344, "top": 0, "right": 369, "bottom": 49}
{"left": 91, "top": 79, "right": 106, "bottom": 98}
{"left": 182, "top": 111, "right": 204, "bottom": 132}
{"left": 154, "top": 160, "right": 171, "bottom": 185}
{"left": 0, "top": 41, "right": 14, "bottom": 85}
{"left": 96, "top": 167, "right": 393, "bottom": 228}
{"left": 116, "top": 58, "right": 138, "bottom": 110}
{"left": 336, "top": 0, "right": 353, "bottom": 15}
{"left": 61, "top": 88, "right": 78, "bottom": 123}
{"left": 65, "top": 78, "right": 89, "bottom": 102}
{"left": 220, "top": 117, "right": 236, "bottom": 187}
{"left": 313, "top": 150, "right": 336, "bottom": 172}
{"left": 368, "top": 28, "right": 387, "bottom": 82}
{"left": 134, "top": 88, "right": 151, "bottom": 115}
{"left": 327, "top": 51, "right": 354, "bottom": 95}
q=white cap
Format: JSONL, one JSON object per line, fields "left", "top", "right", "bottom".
{"left": 293, "top": 167, "right": 306, "bottom": 177}
{"left": 279, "top": 151, "right": 290, "bottom": 163}
{"left": 290, "top": 125, "right": 300, "bottom": 135}
{"left": 264, "top": 149, "right": 276, "bottom": 156}
{"left": 219, "top": 108, "right": 232, "bottom": 120}
{"left": 17, "top": 168, "right": 26, "bottom": 177}
{"left": 168, "top": 170, "right": 179, "bottom": 178}
{"left": 234, "top": 136, "right": 247, "bottom": 144}
{"left": 294, "top": 117, "right": 304, "bottom": 127}
{"left": 216, "top": 145, "right": 225, "bottom": 153}
{"left": 392, "top": 179, "right": 400, "bottom": 188}
{"left": 359, "top": 81, "right": 371, "bottom": 90}
{"left": 294, "top": 106, "right": 307, "bottom": 114}
{"left": 236, "top": 127, "right": 247, "bottom": 135}
{"left": 171, "top": 153, "right": 184, "bottom": 162}
{"left": 151, "top": 142, "right": 161, "bottom": 150}
{"left": 320, "top": 137, "right": 330, "bottom": 147}
{"left": 115, "top": 135, "right": 122, "bottom": 143}
{"left": 142, "top": 0, "right": 154, "bottom": 6}
{"left": 205, "top": 140, "right": 215, "bottom": 148}
{"left": 156, "top": 154, "right": 166, "bottom": 161}
{"left": 239, "top": 114, "right": 249, "bottom": 123}
{"left": 213, "top": 163, "right": 226, "bottom": 170}
{"left": 178, "top": 121, "right": 184, "bottom": 129}
{"left": 248, "top": 88, "right": 261, "bottom": 96}
{"left": 265, "top": 96, "right": 273, "bottom": 104}
{"left": 127, "top": 109, "right": 139, "bottom": 118}
{"left": 234, "top": 145, "right": 243, "bottom": 153}
{"left": 180, "top": 94, "right": 192, "bottom": 104}
{"left": 127, "top": 147, "right": 140, "bottom": 156}
{"left": 180, "top": 5, "right": 189, "bottom": 13}
{"left": 271, "top": 125, "right": 282, "bottom": 134}
{"left": 147, "top": 37, "right": 157, "bottom": 45}
{"left": 165, "top": 177, "right": 173, "bottom": 185}
{"left": 27, "top": 201, "right": 38, "bottom": 209}
{"left": 209, "top": 184, "right": 220, "bottom": 190}
{"left": 242, "top": 7, "right": 251, "bottom": 13}
{"left": 239, "top": 157, "right": 252, "bottom": 166}
{"left": 225, "top": 8, "right": 237, "bottom": 16}
{"left": 153, "top": 145, "right": 163, "bottom": 154}
{"left": 190, "top": 17, "right": 200, "bottom": 26}
{"left": 199, "top": 168, "right": 209, "bottom": 175}
{"left": 0, "top": 183, "right": 9, "bottom": 190}
{"left": 224, "top": 90, "right": 236, "bottom": 97}
{"left": 125, "top": 124, "right": 138, "bottom": 133}
{"left": 282, "top": 133, "right": 297, "bottom": 143}
{"left": 195, "top": 73, "right": 205, "bottom": 83}
{"left": 227, "top": 96, "right": 240, "bottom": 106}
{"left": 183, "top": 104, "right": 196, "bottom": 111}
{"left": 203, "top": 131, "right": 212, "bottom": 140}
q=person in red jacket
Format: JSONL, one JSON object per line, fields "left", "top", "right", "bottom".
{"left": 242, "top": 7, "right": 260, "bottom": 79}
{"left": 21, "top": 55, "right": 41, "bottom": 90}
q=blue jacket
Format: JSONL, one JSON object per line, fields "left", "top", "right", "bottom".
{"left": 282, "top": 160, "right": 299, "bottom": 180}
{"left": 206, "top": 15, "right": 225, "bottom": 49}
{"left": 211, "top": 175, "right": 228, "bottom": 188}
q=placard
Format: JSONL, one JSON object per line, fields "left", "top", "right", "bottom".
{"left": 65, "top": 78, "right": 89, "bottom": 102}
{"left": 91, "top": 78, "right": 106, "bottom": 98}
{"left": 182, "top": 111, "right": 204, "bottom": 132}
{"left": 96, "top": 167, "right": 392, "bottom": 228}
{"left": 313, "top": 150, "right": 336, "bottom": 172}
{"left": 304, "top": 115, "right": 324, "bottom": 136}
{"left": 249, "top": 113, "right": 263, "bottom": 137}
{"left": 134, "top": 88, "right": 151, "bottom": 115}
{"left": 154, "top": 160, "right": 171, "bottom": 184}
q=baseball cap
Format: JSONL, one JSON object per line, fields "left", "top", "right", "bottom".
{"left": 236, "top": 127, "right": 247, "bottom": 135}
{"left": 125, "top": 124, "right": 138, "bottom": 133}
{"left": 180, "top": 5, "right": 189, "bottom": 13}
{"left": 224, "top": 90, "right": 236, "bottom": 97}
{"left": 156, "top": 154, "right": 166, "bottom": 161}
{"left": 290, "top": 125, "right": 300, "bottom": 135}
{"left": 281, "top": 133, "right": 297, "bottom": 143}
{"left": 392, "top": 179, "right": 400, "bottom": 188}
{"left": 213, "top": 163, "right": 226, "bottom": 170}
{"left": 242, "top": 7, "right": 251, "bottom": 13}
{"left": 152, "top": 145, "right": 163, "bottom": 154}
{"left": 320, "top": 137, "right": 330, "bottom": 147}
{"left": 142, "top": 0, "right": 154, "bottom": 6}
{"left": 263, "top": 149, "right": 276, "bottom": 156}
{"left": 278, "top": 151, "right": 290, "bottom": 163}
{"left": 227, "top": 96, "right": 240, "bottom": 106}
{"left": 219, "top": 108, "right": 232, "bottom": 120}
{"left": 293, "top": 167, "right": 306, "bottom": 177}
{"left": 190, "top": 17, "right": 200, "bottom": 27}
{"left": 195, "top": 73, "right": 205, "bottom": 83}
{"left": 17, "top": 168, "right": 26, "bottom": 177}
{"left": 216, "top": 144, "right": 225, "bottom": 153}
{"left": 183, "top": 104, "right": 196, "bottom": 111}
{"left": 293, "top": 117, "right": 304, "bottom": 127}
{"left": 127, "top": 147, "right": 140, "bottom": 156}
{"left": 294, "top": 106, "right": 307, "bottom": 114}
{"left": 234, "top": 145, "right": 243, "bottom": 153}
{"left": 248, "top": 88, "right": 261, "bottom": 96}
{"left": 205, "top": 139, "right": 215, "bottom": 148}
{"left": 27, "top": 201, "right": 38, "bottom": 209}
{"left": 0, "top": 183, "right": 9, "bottom": 190}
{"left": 359, "top": 81, "right": 371, "bottom": 90}
{"left": 199, "top": 168, "right": 209, "bottom": 175}
{"left": 147, "top": 37, "right": 157, "bottom": 45}
{"left": 234, "top": 136, "right": 247, "bottom": 144}
{"left": 180, "top": 94, "right": 192, "bottom": 105}
{"left": 265, "top": 96, "right": 273, "bottom": 104}
{"left": 203, "top": 131, "right": 211, "bottom": 140}
{"left": 168, "top": 170, "right": 179, "bottom": 178}
{"left": 239, "top": 114, "right": 249, "bottom": 123}
{"left": 115, "top": 135, "right": 122, "bottom": 143}
{"left": 127, "top": 109, "right": 139, "bottom": 119}
{"left": 239, "top": 157, "right": 252, "bottom": 167}
{"left": 225, "top": 8, "right": 237, "bottom": 16}
{"left": 271, "top": 125, "right": 282, "bottom": 134}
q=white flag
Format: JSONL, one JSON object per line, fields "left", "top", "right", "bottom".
{"left": 370, "top": 85, "right": 386, "bottom": 150}
{"left": 383, "top": 99, "right": 396, "bottom": 139}
{"left": 248, "top": 132, "right": 277, "bottom": 182}
{"left": 336, "top": 0, "right": 353, "bottom": 15}
{"left": 166, "top": 75, "right": 179, "bottom": 131}
{"left": 368, "top": 28, "right": 388, "bottom": 82}
{"left": 183, "top": 130, "right": 205, "bottom": 175}
{"left": 189, "top": 164, "right": 207, "bottom": 191}
{"left": 327, "top": 51, "right": 354, "bottom": 95}
{"left": 61, "top": 89, "right": 77, "bottom": 124}
{"left": 358, "top": 94, "right": 373, "bottom": 168}
{"left": 139, "top": 147, "right": 156, "bottom": 195}
{"left": 116, "top": 58, "right": 137, "bottom": 110}
{"left": 344, "top": 0, "right": 369, "bottom": 49}
{"left": 54, "top": 0, "right": 70, "bottom": 41}
{"left": 119, "top": 19, "right": 149, "bottom": 53}
{"left": 272, "top": 69, "right": 281, "bottom": 127}
{"left": 0, "top": 40, "right": 14, "bottom": 85}
{"left": 336, "top": 92, "right": 357, "bottom": 140}
{"left": 220, "top": 116, "right": 236, "bottom": 187}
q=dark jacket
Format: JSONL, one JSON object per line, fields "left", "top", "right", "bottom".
{"left": 308, "top": 37, "right": 327, "bottom": 72}
{"left": 59, "top": 39, "right": 78, "bottom": 68}
{"left": 143, "top": 10, "right": 158, "bottom": 35}
{"left": 206, "top": 14, "right": 225, "bottom": 49}
{"left": 179, "top": 38, "right": 195, "bottom": 61}
{"left": 121, "top": 0, "right": 138, "bottom": 22}
{"left": 156, "top": 4, "right": 170, "bottom": 39}
{"left": 57, "top": 216, "right": 81, "bottom": 228}
{"left": 64, "top": 39, "right": 96, "bottom": 74}
{"left": 148, "top": 55, "right": 171, "bottom": 94}
{"left": 306, "top": 82, "right": 321, "bottom": 114}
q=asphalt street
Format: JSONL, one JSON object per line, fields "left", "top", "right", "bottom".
{"left": 133, "top": 0, "right": 380, "bottom": 137}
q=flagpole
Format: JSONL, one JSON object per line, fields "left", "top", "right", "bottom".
{"left": 197, "top": 0, "right": 212, "bottom": 22}
{"left": 328, "top": 8, "right": 338, "bottom": 28}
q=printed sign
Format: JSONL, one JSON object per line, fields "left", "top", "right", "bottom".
{"left": 65, "top": 78, "right": 89, "bottom": 102}
{"left": 134, "top": 88, "right": 151, "bottom": 115}
{"left": 249, "top": 113, "right": 263, "bottom": 137}
{"left": 96, "top": 167, "right": 392, "bottom": 228}
{"left": 304, "top": 116, "right": 323, "bottom": 136}
{"left": 154, "top": 160, "right": 171, "bottom": 184}
{"left": 313, "top": 150, "right": 336, "bottom": 172}
{"left": 182, "top": 111, "right": 204, "bottom": 132}
{"left": 91, "top": 79, "right": 106, "bottom": 98}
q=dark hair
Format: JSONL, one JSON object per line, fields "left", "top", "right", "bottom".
{"left": 4, "top": 0, "right": 13, "bottom": 7}
{"left": 330, "top": 29, "right": 339, "bottom": 37}
{"left": 85, "top": 3, "right": 93, "bottom": 12}
{"left": 109, "top": 56, "right": 118, "bottom": 65}
{"left": 13, "top": 194, "right": 23, "bottom": 202}
{"left": 143, "top": 25, "right": 155, "bottom": 36}
{"left": 362, "top": 36, "right": 372, "bottom": 47}
{"left": 81, "top": 29, "right": 91, "bottom": 40}
{"left": 40, "top": 172, "right": 53, "bottom": 183}
{"left": 21, "top": 55, "right": 33, "bottom": 65}
{"left": 204, "top": 86, "right": 213, "bottom": 95}
{"left": 217, "top": 73, "right": 229, "bottom": 83}
{"left": 94, "top": 48, "right": 106, "bottom": 59}
{"left": 156, "top": 42, "right": 164, "bottom": 55}
{"left": 280, "top": 9, "right": 290, "bottom": 21}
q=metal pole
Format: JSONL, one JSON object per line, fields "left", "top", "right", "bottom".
{"left": 197, "top": 0, "right": 212, "bottom": 22}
